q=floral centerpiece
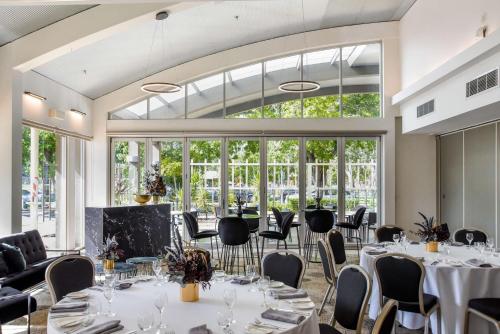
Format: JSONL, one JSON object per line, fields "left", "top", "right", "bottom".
{"left": 313, "top": 189, "right": 322, "bottom": 209}
{"left": 235, "top": 192, "right": 245, "bottom": 217}
{"left": 412, "top": 212, "right": 450, "bottom": 252}
{"left": 164, "top": 227, "right": 212, "bottom": 302}
{"left": 144, "top": 162, "right": 166, "bottom": 204}
{"left": 97, "top": 235, "right": 125, "bottom": 269}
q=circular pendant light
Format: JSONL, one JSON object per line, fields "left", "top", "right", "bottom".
{"left": 140, "top": 11, "right": 181, "bottom": 94}
{"left": 278, "top": 80, "right": 320, "bottom": 93}
{"left": 278, "top": 0, "right": 320, "bottom": 94}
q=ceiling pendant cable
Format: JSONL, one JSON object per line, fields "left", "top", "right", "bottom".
{"left": 141, "top": 11, "right": 182, "bottom": 94}
{"left": 278, "top": 0, "right": 320, "bottom": 93}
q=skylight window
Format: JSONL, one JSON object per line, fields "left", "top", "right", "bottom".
{"left": 265, "top": 55, "right": 300, "bottom": 73}
{"left": 303, "top": 49, "right": 337, "bottom": 65}
{"left": 188, "top": 73, "right": 223, "bottom": 95}
{"left": 228, "top": 63, "right": 261, "bottom": 81}
{"left": 123, "top": 100, "right": 147, "bottom": 118}
{"left": 159, "top": 86, "right": 185, "bottom": 103}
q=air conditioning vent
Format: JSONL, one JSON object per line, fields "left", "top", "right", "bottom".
{"left": 417, "top": 99, "right": 434, "bottom": 118}
{"left": 466, "top": 68, "right": 498, "bottom": 97}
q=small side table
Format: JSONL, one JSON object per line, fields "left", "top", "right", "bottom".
{"left": 126, "top": 257, "right": 158, "bottom": 276}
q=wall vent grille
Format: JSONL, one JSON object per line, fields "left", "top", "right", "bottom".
{"left": 466, "top": 69, "right": 498, "bottom": 97}
{"left": 417, "top": 99, "right": 434, "bottom": 118}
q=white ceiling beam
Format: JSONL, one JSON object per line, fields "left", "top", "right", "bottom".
{"left": 155, "top": 95, "right": 169, "bottom": 106}
{"left": 191, "top": 82, "right": 201, "bottom": 95}
{"left": 346, "top": 45, "right": 366, "bottom": 67}
{"left": 7, "top": 2, "right": 200, "bottom": 72}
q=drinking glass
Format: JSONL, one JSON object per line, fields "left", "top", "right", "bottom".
{"left": 466, "top": 233, "right": 474, "bottom": 248}
{"left": 223, "top": 288, "right": 237, "bottom": 310}
{"left": 152, "top": 260, "right": 163, "bottom": 286}
{"left": 154, "top": 292, "right": 169, "bottom": 329}
{"left": 102, "top": 285, "right": 115, "bottom": 317}
{"left": 214, "top": 270, "right": 225, "bottom": 283}
{"left": 137, "top": 312, "right": 154, "bottom": 332}
{"left": 258, "top": 276, "right": 270, "bottom": 306}
{"left": 392, "top": 233, "right": 400, "bottom": 245}
{"left": 476, "top": 242, "right": 486, "bottom": 260}
{"left": 486, "top": 238, "right": 495, "bottom": 257}
{"left": 441, "top": 241, "right": 451, "bottom": 256}
{"left": 217, "top": 309, "right": 233, "bottom": 333}
{"left": 245, "top": 265, "right": 257, "bottom": 292}
{"left": 264, "top": 289, "right": 278, "bottom": 310}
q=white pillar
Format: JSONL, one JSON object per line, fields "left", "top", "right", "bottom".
{"left": 30, "top": 128, "right": 39, "bottom": 230}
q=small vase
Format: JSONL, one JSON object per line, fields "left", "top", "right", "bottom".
{"left": 180, "top": 283, "right": 199, "bottom": 302}
{"left": 152, "top": 195, "right": 159, "bottom": 204}
{"left": 103, "top": 259, "right": 115, "bottom": 270}
{"left": 426, "top": 241, "right": 439, "bottom": 252}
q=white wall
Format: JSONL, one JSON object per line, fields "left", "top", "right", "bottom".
{"left": 400, "top": 0, "right": 500, "bottom": 88}
{"left": 395, "top": 117, "right": 437, "bottom": 234}
{"left": 23, "top": 71, "right": 93, "bottom": 138}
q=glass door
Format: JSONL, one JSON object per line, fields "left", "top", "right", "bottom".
{"left": 188, "top": 139, "right": 222, "bottom": 232}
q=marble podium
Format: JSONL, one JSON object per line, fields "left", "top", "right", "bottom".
{"left": 85, "top": 204, "right": 171, "bottom": 260}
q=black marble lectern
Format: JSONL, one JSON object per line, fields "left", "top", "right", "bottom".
{"left": 85, "top": 204, "right": 171, "bottom": 260}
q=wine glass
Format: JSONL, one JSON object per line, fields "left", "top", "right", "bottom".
{"left": 245, "top": 265, "right": 257, "bottom": 292}
{"left": 152, "top": 260, "right": 163, "bottom": 286}
{"left": 223, "top": 288, "right": 237, "bottom": 310}
{"left": 264, "top": 289, "right": 278, "bottom": 310}
{"left": 466, "top": 232, "right": 474, "bottom": 248}
{"left": 137, "top": 312, "right": 154, "bottom": 332}
{"left": 486, "top": 238, "right": 495, "bottom": 257}
{"left": 392, "top": 233, "right": 400, "bottom": 245}
{"left": 476, "top": 242, "right": 486, "bottom": 260}
{"left": 258, "top": 276, "right": 270, "bottom": 306}
{"left": 154, "top": 292, "right": 169, "bottom": 329}
{"left": 217, "top": 309, "right": 233, "bottom": 334}
{"left": 102, "top": 284, "right": 115, "bottom": 317}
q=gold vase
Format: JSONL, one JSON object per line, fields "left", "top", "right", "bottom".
{"left": 103, "top": 259, "right": 115, "bottom": 270}
{"left": 426, "top": 241, "right": 439, "bottom": 252}
{"left": 152, "top": 195, "right": 159, "bottom": 204}
{"left": 180, "top": 283, "right": 199, "bottom": 302}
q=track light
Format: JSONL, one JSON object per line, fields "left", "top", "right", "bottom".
{"left": 24, "top": 91, "right": 46, "bottom": 101}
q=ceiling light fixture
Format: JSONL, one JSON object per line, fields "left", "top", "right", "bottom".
{"left": 70, "top": 108, "right": 87, "bottom": 116}
{"left": 278, "top": 0, "right": 320, "bottom": 93}
{"left": 140, "top": 11, "right": 182, "bottom": 94}
{"left": 24, "top": 91, "right": 46, "bottom": 101}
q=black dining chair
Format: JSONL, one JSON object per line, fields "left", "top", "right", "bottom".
{"left": 259, "top": 211, "right": 295, "bottom": 258}
{"left": 304, "top": 209, "right": 334, "bottom": 264}
{"left": 318, "top": 264, "right": 372, "bottom": 334}
{"left": 363, "top": 211, "right": 377, "bottom": 243}
{"left": 218, "top": 217, "right": 252, "bottom": 274}
{"left": 335, "top": 206, "right": 366, "bottom": 257}
{"left": 261, "top": 250, "right": 305, "bottom": 289}
{"left": 465, "top": 298, "right": 500, "bottom": 333}
{"left": 271, "top": 207, "right": 302, "bottom": 255}
{"left": 454, "top": 228, "right": 488, "bottom": 245}
{"left": 317, "top": 239, "right": 335, "bottom": 315}
{"left": 183, "top": 211, "right": 220, "bottom": 258}
{"left": 375, "top": 225, "right": 404, "bottom": 243}
{"left": 375, "top": 253, "right": 441, "bottom": 334}
{"left": 242, "top": 208, "right": 261, "bottom": 264}
{"left": 372, "top": 299, "right": 399, "bottom": 334}
{"left": 45, "top": 255, "right": 95, "bottom": 303}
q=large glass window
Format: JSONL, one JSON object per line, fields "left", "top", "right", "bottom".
{"left": 187, "top": 74, "right": 224, "bottom": 119}
{"left": 149, "top": 88, "right": 185, "bottom": 119}
{"left": 225, "top": 64, "right": 262, "bottom": 119}
{"left": 306, "top": 139, "right": 338, "bottom": 209}
{"left": 112, "top": 139, "right": 146, "bottom": 205}
{"left": 152, "top": 140, "right": 184, "bottom": 211}
{"left": 267, "top": 139, "right": 300, "bottom": 211}
{"left": 228, "top": 139, "right": 260, "bottom": 209}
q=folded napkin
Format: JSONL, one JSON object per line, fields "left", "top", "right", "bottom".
{"left": 51, "top": 302, "right": 88, "bottom": 313}
{"left": 188, "top": 324, "right": 213, "bottom": 334}
{"left": 410, "top": 241, "right": 420, "bottom": 245}
{"left": 261, "top": 308, "right": 305, "bottom": 324}
{"left": 271, "top": 288, "right": 308, "bottom": 300}
{"left": 466, "top": 259, "right": 493, "bottom": 268}
{"left": 115, "top": 282, "right": 132, "bottom": 290}
{"left": 75, "top": 320, "right": 122, "bottom": 334}
{"left": 451, "top": 242, "right": 464, "bottom": 247}
{"left": 231, "top": 276, "right": 259, "bottom": 285}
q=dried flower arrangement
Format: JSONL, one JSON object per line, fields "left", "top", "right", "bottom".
{"left": 412, "top": 212, "right": 450, "bottom": 242}
{"left": 97, "top": 234, "right": 125, "bottom": 261}
{"left": 144, "top": 162, "right": 167, "bottom": 196}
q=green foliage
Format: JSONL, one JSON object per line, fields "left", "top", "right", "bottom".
{"left": 22, "top": 127, "right": 57, "bottom": 178}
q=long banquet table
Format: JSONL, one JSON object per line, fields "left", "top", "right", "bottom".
{"left": 360, "top": 243, "right": 500, "bottom": 334}
{"left": 48, "top": 279, "right": 320, "bottom": 334}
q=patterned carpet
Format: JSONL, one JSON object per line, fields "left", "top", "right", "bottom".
{"left": 4, "top": 251, "right": 425, "bottom": 334}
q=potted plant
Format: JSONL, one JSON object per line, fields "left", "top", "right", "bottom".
{"left": 412, "top": 212, "right": 450, "bottom": 252}
{"left": 97, "top": 235, "right": 125, "bottom": 270}
{"left": 144, "top": 162, "right": 167, "bottom": 204}
{"left": 164, "top": 227, "right": 213, "bottom": 302}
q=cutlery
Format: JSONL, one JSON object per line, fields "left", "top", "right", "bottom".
{"left": 253, "top": 318, "right": 284, "bottom": 330}
{"left": 276, "top": 308, "right": 311, "bottom": 316}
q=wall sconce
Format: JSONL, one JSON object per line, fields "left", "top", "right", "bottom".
{"left": 24, "top": 91, "right": 46, "bottom": 101}
{"left": 48, "top": 108, "right": 65, "bottom": 120}
{"left": 69, "top": 108, "right": 87, "bottom": 116}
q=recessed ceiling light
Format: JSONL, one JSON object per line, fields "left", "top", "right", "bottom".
{"left": 24, "top": 91, "right": 46, "bottom": 101}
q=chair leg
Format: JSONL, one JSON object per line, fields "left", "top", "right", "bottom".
{"left": 296, "top": 226, "right": 301, "bottom": 255}
{"left": 210, "top": 237, "right": 214, "bottom": 255}
{"left": 284, "top": 239, "right": 288, "bottom": 249}
{"left": 424, "top": 315, "right": 430, "bottom": 334}
{"left": 215, "top": 237, "right": 220, "bottom": 260}
{"left": 436, "top": 306, "right": 442, "bottom": 334}
{"left": 464, "top": 309, "right": 470, "bottom": 334}
{"left": 261, "top": 237, "right": 265, "bottom": 261}
{"left": 318, "top": 284, "right": 333, "bottom": 315}
{"left": 254, "top": 233, "right": 261, "bottom": 269}
{"left": 276, "top": 240, "right": 280, "bottom": 250}
{"left": 27, "top": 293, "right": 31, "bottom": 334}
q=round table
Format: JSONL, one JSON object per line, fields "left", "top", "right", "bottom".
{"left": 360, "top": 244, "right": 500, "bottom": 334}
{"left": 48, "top": 280, "right": 320, "bottom": 334}
{"left": 95, "top": 262, "right": 136, "bottom": 279}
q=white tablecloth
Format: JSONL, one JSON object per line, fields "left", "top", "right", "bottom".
{"left": 360, "top": 244, "right": 500, "bottom": 334}
{"left": 47, "top": 280, "right": 320, "bottom": 334}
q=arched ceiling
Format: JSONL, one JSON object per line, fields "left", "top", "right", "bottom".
{"left": 25, "top": 0, "right": 415, "bottom": 99}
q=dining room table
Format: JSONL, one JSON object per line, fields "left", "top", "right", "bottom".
{"left": 47, "top": 277, "right": 320, "bottom": 334}
{"left": 360, "top": 242, "right": 500, "bottom": 334}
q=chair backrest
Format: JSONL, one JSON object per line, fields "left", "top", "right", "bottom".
{"left": 218, "top": 217, "right": 250, "bottom": 246}
{"left": 46, "top": 255, "right": 95, "bottom": 303}
{"left": 215, "top": 206, "right": 223, "bottom": 218}
{"left": 0, "top": 230, "right": 47, "bottom": 265}
{"left": 333, "top": 265, "right": 371, "bottom": 333}
{"left": 326, "top": 229, "right": 347, "bottom": 269}
{"left": 317, "top": 239, "right": 334, "bottom": 283}
{"left": 242, "top": 209, "right": 260, "bottom": 231}
{"left": 371, "top": 299, "right": 398, "bottom": 334}
{"left": 261, "top": 250, "right": 305, "bottom": 288}
{"left": 280, "top": 212, "right": 295, "bottom": 238}
{"left": 307, "top": 210, "right": 334, "bottom": 233}
{"left": 243, "top": 208, "right": 259, "bottom": 215}
{"left": 271, "top": 207, "right": 283, "bottom": 229}
{"left": 375, "top": 225, "right": 404, "bottom": 243}
{"left": 454, "top": 228, "right": 487, "bottom": 245}
{"left": 182, "top": 212, "right": 199, "bottom": 238}
{"left": 352, "top": 206, "right": 366, "bottom": 228}
{"left": 375, "top": 253, "right": 425, "bottom": 313}
{"left": 367, "top": 212, "right": 377, "bottom": 226}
